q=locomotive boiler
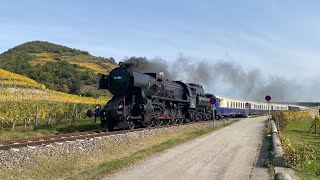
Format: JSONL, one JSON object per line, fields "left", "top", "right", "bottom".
{"left": 87, "top": 63, "right": 214, "bottom": 130}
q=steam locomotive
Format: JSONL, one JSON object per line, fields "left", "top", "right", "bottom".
{"left": 87, "top": 62, "right": 215, "bottom": 130}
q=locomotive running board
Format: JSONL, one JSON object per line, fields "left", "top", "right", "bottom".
{"left": 151, "top": 96, "right": 189, "bottom": 103}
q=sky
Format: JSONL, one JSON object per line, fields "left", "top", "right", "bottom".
{"left": 1, "top": 0, "right": 320, "bottom": 101}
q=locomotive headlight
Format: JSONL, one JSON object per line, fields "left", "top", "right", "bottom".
{"left": 118, "top": 103, "right": 124, "bottom": 110}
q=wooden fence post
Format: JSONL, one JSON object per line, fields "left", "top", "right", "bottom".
{"left": 34, "top": 104, "right": 38, "bottom": 129}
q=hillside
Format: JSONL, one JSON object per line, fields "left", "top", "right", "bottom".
{"left": 0, "top": 69, "right": 107, "bottom": 104}
{"left": 0, "top": 41, "right": 118, "bottom": 96}
{"left": 0, "top": 69, "right": 108, "bottom": 131}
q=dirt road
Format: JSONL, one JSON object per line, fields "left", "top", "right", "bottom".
{"left": 106, "top": 116, "right": 270, "bottom": 180}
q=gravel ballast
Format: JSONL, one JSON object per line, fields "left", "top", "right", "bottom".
{"left": 0, "top": 119, "right": 235, "bottom": 168}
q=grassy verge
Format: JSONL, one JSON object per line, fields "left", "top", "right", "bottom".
{"left": 284, "top": 119, "right": 320, "bottom": 179}
{"left": 249, "top": 115, "right": 263, "bottom": 118}
{"left": 0, "top": 120, "right": 236, "bottom": 180}
{"left": 0, "top": 118, "right": 100, "bottom": 140}
{"left": 264, "top": 125, "right": 275, "bottom": 179}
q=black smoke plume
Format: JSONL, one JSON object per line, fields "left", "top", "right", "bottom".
{"left": 122, "top": 57, "right": 173, "bottom": 79}
{"left": 122, "top": 55, "right": 306, "bottom": 102}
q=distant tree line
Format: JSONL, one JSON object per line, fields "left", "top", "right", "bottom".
{"left": 4, "top": 41, "right": 89, "bottom": 56}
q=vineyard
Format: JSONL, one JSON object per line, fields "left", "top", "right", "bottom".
{"left": 272, "top": 111, "right": 312, "bottom": 130}
{"left": 29, "top": 52, "right": 118, "bottom": 74}
{"left": 272, "top": 111, "right": 319, "bottom": 178}
{"left": 0, "top": 69, "right": 109, "bottom": 130}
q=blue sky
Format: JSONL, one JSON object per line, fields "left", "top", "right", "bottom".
{"left": 1, "top": 0, "right": 320, "bottom": 100}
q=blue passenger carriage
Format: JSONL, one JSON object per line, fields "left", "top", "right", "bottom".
{"left": 215, "top": 96, "right": 249, "bottom": 118}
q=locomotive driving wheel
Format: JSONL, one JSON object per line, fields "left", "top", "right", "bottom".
{"left": 146, "top": 118, "right": 155, "bottom": 127}
{"left": 163, "top": 109, "right": 171, "bottom": 125}
{"left": 127, "top": 120, "right": 135, "bottom": 130}
{"left": 126, "top": 117, "right": 135, "bottom": 130}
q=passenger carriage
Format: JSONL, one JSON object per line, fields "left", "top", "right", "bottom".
{"left": 215, "top": 96, "right": 249, "bottom": 118}
{"left": 249, "top": 102, "right": 269, "bottom": 115}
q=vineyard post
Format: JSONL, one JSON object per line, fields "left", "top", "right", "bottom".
{"left": 34, "top": 104, "right": 38, "bottom": 129}
{"left": 12, "top": 120, "right": 16, "bottom": 130}
{"left": 276, "top": 116, "right": 280, "bottom": 131}
{"left": 79, "top": 103, "right": 82, "bottom": 119}
{"left": 75, "top": 104, "right": 78, "bottom": 120}
{"left": 12, "top": 101, "right": 17, "bottom": 130}
{"left": 72, "top": 104, "right": 76, "bottom": 124}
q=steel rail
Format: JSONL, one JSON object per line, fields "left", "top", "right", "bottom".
{"left": 0, "top": 120, "right": 229, "bottom": 151}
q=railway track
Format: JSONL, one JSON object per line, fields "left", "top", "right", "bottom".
{"left": 0, "top": 120, "right": 230, "bottom": 151}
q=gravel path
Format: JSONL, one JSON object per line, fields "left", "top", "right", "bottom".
{"left": 105, "top": 116, "right": 270, "bottom": 180}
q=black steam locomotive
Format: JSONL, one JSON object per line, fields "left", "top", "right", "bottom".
{"left": 87, "top": 63, "right": 215, "bottom": 130}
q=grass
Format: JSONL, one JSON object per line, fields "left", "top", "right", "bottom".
{"left": 0, "top": 129, "right": 55, "bottom": 140}
{"left": 0, "top": 120, "right": 236, "bottom": 180}
{"left": 284, "top": 119, "right": 320, "bottom": 179}
{"left": 0, "top": 118, "right": 101, "bottom": 140}
{"left": 262, "top": 122, "right": 275, "bottom": 179}
{"left": 249, "top": 115, "right": 263, "bottom": 118}
{"left": 264, "top": 126, "right": 275, "bottom": 179}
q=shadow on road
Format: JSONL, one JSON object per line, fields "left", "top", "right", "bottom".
{"left": 255, "top": 133, "right": 269, "bottom": 168}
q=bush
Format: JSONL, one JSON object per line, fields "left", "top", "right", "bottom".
{"left": 278, "top": 132, "right": 316, "bottom": 168}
